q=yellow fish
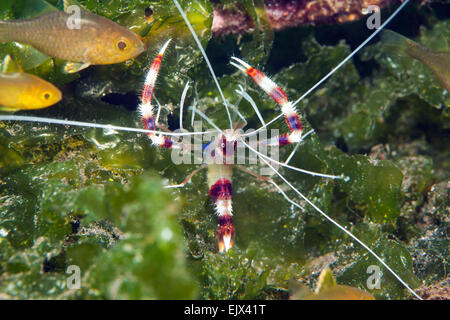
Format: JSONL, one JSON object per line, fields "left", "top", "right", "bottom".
{"left": 290, "top": 266, "right": 375, "bottom": 300}
{"left": 0, "top": 9, "right": 145, "bottom": 69}
{"left": 301, "top": 284, "right": 376, "bottom": 300}
{"left": 381, "top": 29, "right": 450, "bottom": 92}
{"left": 0, "top": 72, "right": 62, "bottom": 111}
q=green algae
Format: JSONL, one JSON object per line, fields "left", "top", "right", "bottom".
{"left": 0, "top": 1, "right": 448, "bottom": 300}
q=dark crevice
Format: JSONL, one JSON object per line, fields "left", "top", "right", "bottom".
{"left": 265, "top": 27, "right": 307, "bottom": 74}
{"left": 205, "top": 35, "right": 241, "bottom": 78}
{"left": 43, "top": 252, "right": 67, "bottom": 273}
{"left": 100, "top": 92, "right": 139, "bottom": 111}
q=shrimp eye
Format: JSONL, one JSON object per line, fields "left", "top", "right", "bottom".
{"left": 117, "top": 40, "right": 127, "bottom": 50}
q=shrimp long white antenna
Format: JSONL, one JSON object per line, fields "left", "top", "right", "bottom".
{"left": 188, "top": 107, "right": 223, "bottom": 133}
{"left": 284, "top": 129, "right": 315, "bottom": 165}
{"left": 228, "top": 97, "right": 248, "bottom": 125}
{"left": 172, "top": 0, "right": 233, "bottom": 129}
{"left": 241, "top": 138, "right": 345, "bottom": 180}
{"left": 268, "top": 177, "right": 304, "bottom": 211}
{"left": 190, "top": 97, "right": 197, "bottom": 127}
{"left": 0, "top": 115, "right": 208, "bottom": 137}
{"left": 179, "top": 81, "right": 190, "bottom": 130}
{"left": 242, "top": 113, "right": 283, "bottom": 138}
{"left": 258, "top": 154, "right": 423, "bottom": 300}
{"left": 236, "top": 85, "right": 266, "bottom": 128}
{"left": 154, "top": 95, "right": 163, "bottom": 125}
{"left": 291, "top": 0, "right": 410, "bottom": 109}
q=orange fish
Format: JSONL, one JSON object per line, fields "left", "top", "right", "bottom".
{"left": 0, "top": 9, "right": 145, "bottom": 69}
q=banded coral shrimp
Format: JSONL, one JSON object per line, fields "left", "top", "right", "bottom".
{"left": 1, "top": 0, "right": 442, "bottom": 299}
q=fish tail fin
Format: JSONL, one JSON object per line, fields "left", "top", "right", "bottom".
{"left": 380, "top": 29, "right": 411, "bottom": 54}
{"left": 381, "top": 29, "right": 434, "bottom": 66}
{"left": 0, "top": 21, "right": 12, "bottom": 42}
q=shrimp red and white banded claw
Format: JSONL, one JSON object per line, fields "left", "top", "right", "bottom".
{"left": 230, "top": 57, "right": 303, "bottom": 147}
{"left": 139, "top": 39, "right": 177, "bottom": 149}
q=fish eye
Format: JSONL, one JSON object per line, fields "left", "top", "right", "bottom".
{"left": 117, "top": 40, "right": 127, "bottom": 50}
{"left": 42, "top": 92, "right": 51, "bottom": 100}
